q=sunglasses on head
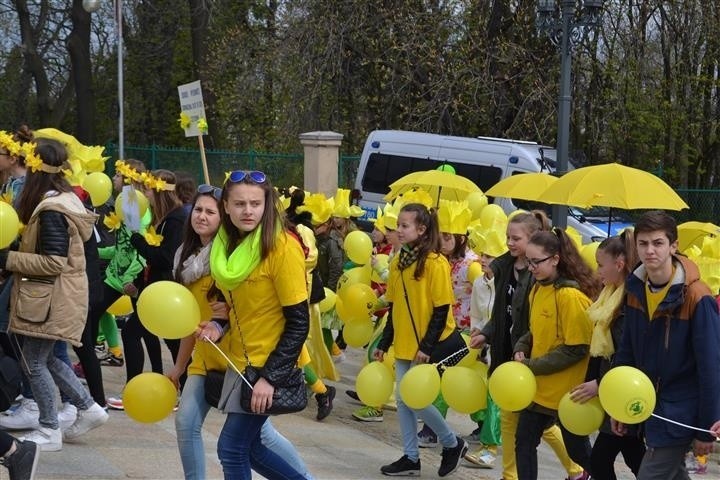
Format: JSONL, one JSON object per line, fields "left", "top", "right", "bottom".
{"left": 226, "top": 170, "right": 267, "bottom": 184}
{"left": 197, "top": 184, "right": 222, "bottom": 200}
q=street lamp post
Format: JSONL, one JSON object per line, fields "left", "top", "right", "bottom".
{"left": 83, "top": 0, "right": 124, "bottom": 160}
{"left": 536, "top": 0, "right": 603, "bottom": 230}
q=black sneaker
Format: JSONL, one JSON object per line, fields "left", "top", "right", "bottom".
{"left": 3, "top": 439, "right": 40, "bottom": 480}
{"left": 438, "top": 436, "right": 468, "bottom": 477}
{"left": 100, "top": 354, "right": 124, "bottom": 367}
{"left": 381, "top": 455, "right": 420, "bottom": 476}
{"left": 315, "top": 385, "right": 336, "bottom": 420}
{"left": 345, "top": 390, "right": 360, "bottom": 402}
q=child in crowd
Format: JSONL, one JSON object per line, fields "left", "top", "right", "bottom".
{"left": 374, "top": 203, "right": 468, "bottom": 477}
{"left": 469, "top": 211, "right": 587, "bottom": 480}
{"left": 570, "top": 231, "right": 646, "bottom": 479}
{"left": 512, "top": 228, "right": 601, "bottom": 479}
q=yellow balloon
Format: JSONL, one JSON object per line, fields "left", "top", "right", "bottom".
{"left": 83, "top": 172, "right": 113, "bottom": 207}
{"left": 479, "top": 204, "right": 508, "bottom": 229}
{"left": 107, "top": 295, "right": 133, "bottom": 316}
{"left": 558, "top": 392, "right": 605, "bottom": 435}
{"left": 337, "top": 265, "right": 371, "bottom": 293}
{"left": 399, "top": 364, "right": 441, "bottom": 410}
{"left": 343, "top": 320, "right": 375, "bottom": 348}
{"left": 467, "top": 262, "right": 483, "bottom": 284}
{"left": 581, "top": 242, "right": 600, "bottom": 271}
{"left": 344, "top": 231, "right": 373, "bottom": 265}
{"left": 137, "top": 281, "right": 201, "bottom": 339}
{"left": 123, "top": 372, "right": 177, "bottom": 423}
{"left": 598, "top": 366, "right": 656, "bottom": 424}
{"left": 371, "top": 254, "right": 389, "bottom": 284}
{"left": 0, "top": 202, "right": 20, "bottom": 248}
{"left": 457, "top": 332, "right": 481, "bottom": 368}
{"left": 114, "top": 189, "right": 149, "bottom": 220}
{"left": 338, "top": 283, "right": 377, "bottom": 324}
{"left": 488, "top": 361, "right": 536, "bottom": 411}
{"left": 466, "top": 192, "right": 488, "bottom": 220}
{"left": 318, "top": 288, "right": 336, "bottom": 313}
{"left": 356, "top": 362, "right": 394, "bottom": 407}
{"left": 441, "top": 366, "right": 487, "bottom": 414}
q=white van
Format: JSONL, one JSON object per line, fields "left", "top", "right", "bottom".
{"left": 352, "top": 130, "right": 607, "bottom": 242}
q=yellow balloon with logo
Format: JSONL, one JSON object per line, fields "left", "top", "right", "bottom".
{"left": 399, "top": 364, "right": 441, "bottom": 409}
{"left": 124, "top": 372, "right": 177, "bottom": 423}
{"left": 338, "top": 283, "right": 376, "bottom": 325}
{"left": 107, "top": 295, "right": 133, "bottom": 316}
{"left": 598, "top": 366, "right": 655, "bottom": 424}
{"left": 336, "top": 265, "right": 371, "bottom": 293}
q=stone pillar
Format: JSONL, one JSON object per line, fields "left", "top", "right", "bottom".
{"left": 300, "top": 131, "right": 343, "bottom": 196}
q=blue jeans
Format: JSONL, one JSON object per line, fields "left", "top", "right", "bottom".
{"left": 22, "top": 336, "right": 94, "bottom": 429}
{"left": 217, "top": 412, "right": 307, "bottom": 480}
{"left": 21, "top": 340, "right": 72, "bottom": 402}
{"left": 177, "top": 374, "right": 313, "bottom": 480}
{"left": 394, "top": 359, "right": 458, "bottom": 462}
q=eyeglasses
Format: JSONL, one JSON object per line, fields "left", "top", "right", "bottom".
{"left": 527, "top": 255, "right": 554, "bottom": 268}
{"left": 197, "top": 184, "right": 222, "bottom": 200}
{"left": 226, "top": 170, "right": 267, "bottom": 184}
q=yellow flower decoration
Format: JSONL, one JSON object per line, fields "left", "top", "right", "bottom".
{"left": 144, "top": 226, "right": 164, "bottom": 246}
{"left": 179, "top": 112, "right": 191, "bottom": 130}
{"left": 0, "top": 191, "right": 12, "bottom": 205}
{"left": 103, "top": 212, "right": 122, "bottom": 232}
{"left": 197, "top": 118, "right": 208, "bottom": 134}
{"left": 0, "top": 131, "right": 21, "bottom": 157}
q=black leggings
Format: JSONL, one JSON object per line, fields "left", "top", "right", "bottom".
{"left": 72, "top": 297, "right": 107, "bottom": 406}
{"left": 121, "top": 307, "right": 163, "bottom": 382}
{"left": 590, "top": 431, "right": 646, "bottom": 480}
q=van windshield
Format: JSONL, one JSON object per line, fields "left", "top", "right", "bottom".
{"left": 361, "top": 153, "right": 501, "bottom": 194}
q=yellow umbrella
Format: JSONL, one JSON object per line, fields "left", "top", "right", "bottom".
{"left": 678, "top": 221, "right": 720, "bottom": 252}
{"left": 537, "top": 163, "right": 688, "bottom": 211}
{"left": 384, "top": 170, "right": 481, "bottom": 205}
{"left": 485, "top": 173, "right": 558, "bottom": 201}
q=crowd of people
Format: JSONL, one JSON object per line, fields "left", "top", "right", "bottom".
{"left": 0, "top": 124, "right": 719, "bottom": 480}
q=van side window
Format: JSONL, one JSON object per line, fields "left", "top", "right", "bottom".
{"left": 362, "top": 153, "right": 436, "bottom": 194}
{"left": 361, "top": 153, "right": 503, "bottom": 194}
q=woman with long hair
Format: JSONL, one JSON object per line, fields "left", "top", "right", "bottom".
{"left": 0, "top": 138, "right": 108, "bottom": 451}
{"left": 512, "top": 228, "right": 601, "bottom": 479}
{"left": 210, "top": 170, "right": 309, "bottom": 479}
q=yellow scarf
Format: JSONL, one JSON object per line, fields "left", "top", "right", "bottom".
{"left": 588, "top": 284, "right": 625, "bottom": 359}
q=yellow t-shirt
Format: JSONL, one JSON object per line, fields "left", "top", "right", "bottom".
{"left": 385, "top": 252, "right": 456, "bottom": 360}
{"left": 186, "top": 275, "right": 233, "bottom": 376}
{"left": 220, "top": 232, "right": 309, "bottom": 369}
{"left": 645, "top": 267, "right": 675, "bottom": 320}
{"left": 529, "top": 283, "right": 592, "bottom": 410}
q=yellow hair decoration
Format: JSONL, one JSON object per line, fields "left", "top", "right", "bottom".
{"left": 437, "top": 200, "right": 471, "bottom": 235}
{"left": 143, "top": 226, "right": 164, "bottom": 246}
{"left": 115, "top": 160, "right": 175, "bottom": 192}
{"left": 103, "top": 211, "right": 122, "bottom": 232}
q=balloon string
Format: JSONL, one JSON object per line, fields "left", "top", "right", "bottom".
{"left": 434, "top": 346, "right": 469, "bottom": 366}
{"left": 202, "top": 335, "right": 254, "bottom": 390}
{"left": 650, "top": 413, "right": 719, "bottom": 439}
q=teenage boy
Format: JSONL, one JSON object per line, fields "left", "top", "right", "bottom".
{"left": 612, "top": 211, "right": 720, "bottom": 479}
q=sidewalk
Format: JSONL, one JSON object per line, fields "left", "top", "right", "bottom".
{"left": 13, "top": 345, "right": 719, "bottom": 479}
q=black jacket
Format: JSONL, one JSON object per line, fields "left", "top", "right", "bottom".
{"left": 130, "top": 206, "right": 187, "bottom": 288}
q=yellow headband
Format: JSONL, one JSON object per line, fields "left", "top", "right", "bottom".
{"left": 115, "top": 160, "right": 175, "bottom": 192}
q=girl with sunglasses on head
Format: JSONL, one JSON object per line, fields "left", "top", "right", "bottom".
{"left": 0, "top": 138, "right": 108, "bottom": 451}
{"left": 512, "top": 228, "right": 602, "bottom": 480}
{"left": 569, "top": 231, "right": 646, "bottom": 480}
{"left": 210, "top": 170, "right": 310, "bottom": 479}
{"left": 469, "top": 211, "right": 587, "bottom": 480}
{"left": 168, "top": 183, "right": 312, "bottom": 480}
{"left": 107, "top": 169, "right": 188, "bottom": 410}
{"left": 373, "top": 203, "right": 468, "bottom": 478}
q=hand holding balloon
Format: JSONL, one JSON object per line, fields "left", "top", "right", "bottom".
{"left": 570, "top": 380, "right": 598, "bottom": 404}
{"left": 469, "top": 331, "right": 486, "bottom": 349}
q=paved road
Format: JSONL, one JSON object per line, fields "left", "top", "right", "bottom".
{"left": 14, "top": 345, "right": 718, "bottom": 479}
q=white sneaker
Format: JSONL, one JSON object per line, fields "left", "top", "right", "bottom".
{"left": 20, "top": 426, "right": 62, "bottom": 452}
{"left": 63, "top": 403, "right": 108, "bottom": 441}
{"left": 58, "top": 403, "right": 77, "bottom": 430}
{"left": 0, "top": 399, "right": 40, "bottom": 430}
